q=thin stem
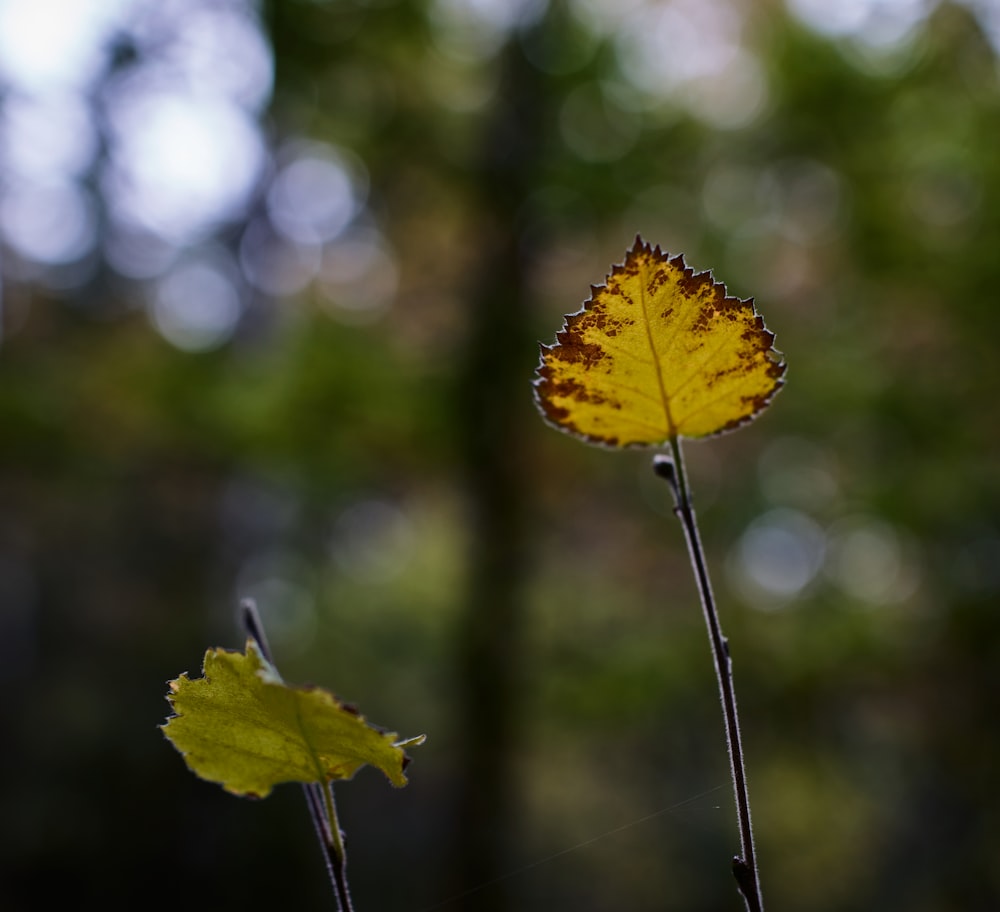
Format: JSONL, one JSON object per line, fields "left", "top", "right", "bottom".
{"left": 303, "top": 783, "right": 347, "bottom": 905}
{"left": 320, "top": 779, "right": 354, "bottom": 912}
{"left": 241, "top": 598, "right": 274, "bottom": 663}
{"left": 240, "top": 600, "right": 355, "bottom": 911}
{"left": 654, "top": 443, "right": 764, "bottom": 912}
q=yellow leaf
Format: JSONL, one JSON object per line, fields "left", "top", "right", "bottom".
{"left": 534, "top": 237, "right": 785, "bottom": 446}
{"left": 161, "top": 640, "right": 425, "bottom": 797}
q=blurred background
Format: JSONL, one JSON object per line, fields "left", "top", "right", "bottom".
{"left": 2, "top": 0, "right": 999, "bottom": 910}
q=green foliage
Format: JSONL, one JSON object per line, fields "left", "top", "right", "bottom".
{"left": 162, "top": 639, "right": 424, "bottom": 797}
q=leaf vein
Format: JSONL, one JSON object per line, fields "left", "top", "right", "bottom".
{"left": 667, "top": 333, "right": 739, "bottom": 401}
{"left": 674, "top": 387, "right": 751, "bottom": 429}
{"left": 636, "top": 262, "right": 675, "bottom": 436}
{"left": 588, "top": 336, "right": 654, "bottom": 366}
{"left": 584, "top": 377, "right": 664, "bottom": 407}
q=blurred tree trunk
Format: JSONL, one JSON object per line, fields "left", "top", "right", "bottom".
{"left": 452, "top": 21, "right": 550, "bottom": 912}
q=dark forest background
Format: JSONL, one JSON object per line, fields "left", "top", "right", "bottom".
{"left": 2, "top": 1, "right": 1000, "bottom": 910}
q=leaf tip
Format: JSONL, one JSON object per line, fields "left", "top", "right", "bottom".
{"left": 395, "top": 734, "right": 427, "bottom": 749}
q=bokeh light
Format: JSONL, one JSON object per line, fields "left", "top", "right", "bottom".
{"left": 319, "top": 229, "right": 399, "bottom": 323}
{"left": 103, "top": 83, "right": 267, "bottom": 243}
{"left": 614, "top": 0, "right": 768, "bottom": 127}
{"left": 0, "top": 93, "right": 98, "bottom": 180}
{"left": 267, "top": 142, "right": 367, "bottom": 246}
{"left": 786, "top": 0, "right": 930, "bottom": 46}
{"left": 824, "top": 515, "right": 920, "bottom": 605}
{"left": 0, "top": 0, "right": 273, "bottom": 308}
{"left": 239, "top": 217, "right": 322, "bottom": 298}
{"left": 730, "top": 508, "right": 828, "bottom": 606}
{"left": 0, "top": 179, "right": 96, "bottom": 265}
{"left": 0, "top": 0, "right": 128, "bottom": 92}
{"left": 149, "top": 250, "right": 243, "bottom": 352}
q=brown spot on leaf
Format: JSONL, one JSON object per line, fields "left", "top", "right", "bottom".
{"left": 677, "top": 272, "right": 705, "bottom": 298}
{"left": 539, "top": 399, "right": 571, "bottom": 423}
{"left": 646, "top": 269, "right": 668, "bottom": 296}
{"left": 552, "top": 331, "right": 609, "bottom": 369}
{"left": 691, "top": 303, "right": 717, "bottom": 335}
{"left": 741, "top": 316, "right": 769, "bottom": 343}
{"left": 540, "top": 373, "right": 611, "bottom": 406}
{"left": 571, "top": 302, "right": 631, "bottom": 340}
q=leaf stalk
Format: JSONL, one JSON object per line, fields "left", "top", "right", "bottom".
{"left": 655, "top": 443, "right": 764, "bottom": 912}
{"left": 241, "top": 600, "right": 355, "bottom": 912}
{"left": 319, "top": 779, "right": 354, "bottom": 912}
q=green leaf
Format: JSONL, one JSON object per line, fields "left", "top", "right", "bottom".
{"left": 161, "top": 639, "right": 425, "bottom": 797}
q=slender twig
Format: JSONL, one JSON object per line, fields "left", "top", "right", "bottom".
{"left": 653, "top": 444, "right": 764, "bottom": 912}
{"left": 241, "top": 599, "right": 274, "bottom": 663}
{"left": 240, "top": 599, "right": 355, "bottom": 911}
{"left": 303, "top": 781, "right": 351, "bottom": 908}
{"left": 319, "top": 779, "right": 354, "bottom": 911}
